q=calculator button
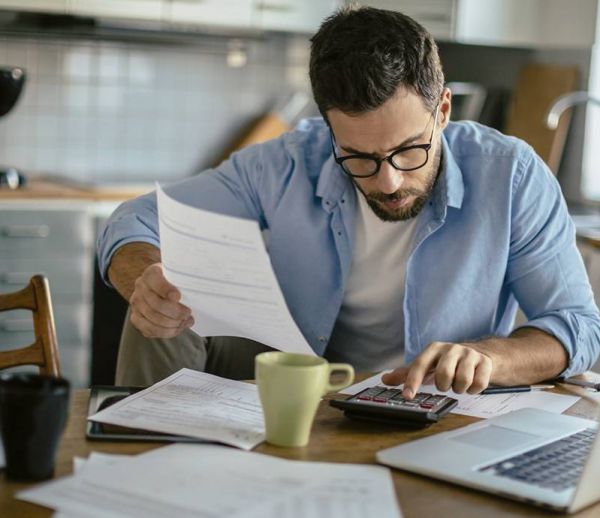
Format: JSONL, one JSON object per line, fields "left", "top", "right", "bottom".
{"left": 355, "top": 387, "right": 387, "bottom": 399}
{"left": 424, "top": 395, "right": 447, "bottom": 405}
{"left": 356, "top": 395, "right": 372, "bottom": 401}
{"left": 408, "top": 393, "right": 430, "bottom": 404}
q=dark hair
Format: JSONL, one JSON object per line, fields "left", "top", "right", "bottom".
{"left": 309, "top": 6, "right": 444, "bottom": 118}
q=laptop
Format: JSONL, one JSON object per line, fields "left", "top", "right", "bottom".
{"left": 376, "top": 408, "right": 600, "bottom": 513}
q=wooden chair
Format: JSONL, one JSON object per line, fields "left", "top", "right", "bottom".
{"left": 0, "top": 275, "right": 61, "bottom": 376}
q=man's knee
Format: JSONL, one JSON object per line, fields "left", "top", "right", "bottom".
{"left": 205, "top": 337, "right": 275, "bottom": 380}
{"left": 115, "top": 309, "right": 208, "bottom": 386}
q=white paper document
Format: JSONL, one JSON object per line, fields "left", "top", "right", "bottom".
{"left": 157, "top": 185, "right": 314, "bottom": 356}
{"left": 18, "top": 444, "right": 402, "bottom": 518}
{"left": 88, "top": 368, "right": 265, "bottom": 450}
{"left": 341, "top": 371, "right": 580, "bottom": 419}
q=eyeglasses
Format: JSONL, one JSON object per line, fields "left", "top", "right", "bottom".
{"left": 331, "top": 104, "right": 440, "bottom": 178}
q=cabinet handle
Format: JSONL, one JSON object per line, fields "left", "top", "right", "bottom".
{"left": 255, "top": 2, "right": 294, "bottom": 13}
{"left": 1, "top": 225, "right": 50, "bottom": 238}
{"left": 0, "top": 319, "right": 32, "bottom": 332}
{"left": 1, "top": 272, "right": 43, "bottom": 285}
{"left": 413, "top": 13, "right": 451, "bottom": 23}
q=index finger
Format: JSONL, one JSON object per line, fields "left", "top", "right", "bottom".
{"left": 144, "top": 264, "right": 180, "bottom": 301}
{"left": 403, "top": 347, "right": 444, "bottom": 399}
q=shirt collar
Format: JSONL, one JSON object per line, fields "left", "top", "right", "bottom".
{"left": 316, "top": 154, "right": 353, "bottom": 212}
{"left": 439, "top": 132, "right": 464, "bottom": 210}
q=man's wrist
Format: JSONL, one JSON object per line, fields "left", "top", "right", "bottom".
{"left": 464, "top": 339, "right": 506, "bottom": 384}
{"left": 108, "top": 242, "right": 161, "bottom": 302}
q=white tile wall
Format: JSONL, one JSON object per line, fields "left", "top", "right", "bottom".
{"left": 0, "top": 34, "right": 304, "bottom": 182}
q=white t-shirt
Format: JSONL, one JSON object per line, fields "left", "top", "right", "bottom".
{"left": 325, "top": 188, "right": 419, "bottom": 371}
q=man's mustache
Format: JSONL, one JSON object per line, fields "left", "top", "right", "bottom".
{"left": 366, "top": 188, "right": 424, "bottom": 202}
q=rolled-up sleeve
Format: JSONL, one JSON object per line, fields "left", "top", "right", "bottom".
{"left": 97, "top": 191, "right": 161, "bottom": 285}
{"left": 507, "top": 149, "right": 600, "bottom": 376}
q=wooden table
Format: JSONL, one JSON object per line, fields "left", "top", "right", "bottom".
{"left": 2, "top": 375, "right": 600, "bottom": 518}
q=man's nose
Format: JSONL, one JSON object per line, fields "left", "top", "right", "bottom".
{"left": 376, "top": 160, "right": 404, "bottom": 194}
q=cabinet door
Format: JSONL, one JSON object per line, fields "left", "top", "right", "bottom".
{"left": 0, "top": 1, "right": 67, "bottom": 13}
{"left": 256, "top": 0, "right": 339, "bottom": 33}
{"left": 167, "top": 0, "right": 256, "bottom": 29}
{"left": 455, "top": 0, "right": 597, "bottom": 48}
{"left": 351, "top": 0, "right": 456, "bottom": 40}
{"left": 68, "top": 0, "right": 165, "bottom": 22}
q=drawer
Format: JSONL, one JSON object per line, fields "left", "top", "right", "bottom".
{"left": 362, "top": 0, "right": 456, "bottom": 40}
{"left": 0, "top": 303, "right": 91, "bottom": 345}
{"left": 0, "top": 210, "right": 94, "bottom": 259}
{"left": 60, "top": 342, "right": 90, "bottom": 388}
{"left": 0, "top": 258, "right": 93, "bottom": 299}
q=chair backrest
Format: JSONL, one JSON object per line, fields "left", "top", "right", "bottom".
{"left": 0, "top": 275, "right": 61, "bottom": 376}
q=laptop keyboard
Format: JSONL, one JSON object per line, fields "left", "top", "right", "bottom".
{"left": 479, "top": 428, "right": 597, "bottom": 492}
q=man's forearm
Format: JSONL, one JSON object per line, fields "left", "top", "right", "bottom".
{"left": 107, "top": 242, "right": 161, "bottom": 302}
{"left": 470, "top": 327, "right": 569, "bottom": 385}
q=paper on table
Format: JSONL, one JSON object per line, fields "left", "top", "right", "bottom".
{"left": 157, "top": 185, "right": 314, "bottom": 356}
{"left": 20, "top": 453, "right": 141, "bottom": 518}
{"left": 341, "top": 371, "right": 579, "bottom": 419}
{"left": 88, "top": 368, "right": 265, "bottom": 450}
{"left": 19, "top": 444, "right": 402, "bottom": 518}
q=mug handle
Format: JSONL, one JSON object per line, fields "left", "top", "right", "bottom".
{"left": 325, "top": 363, "right": 355, "bottom": 392}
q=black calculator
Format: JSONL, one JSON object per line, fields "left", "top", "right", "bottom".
{"left": 330, "top": 386, "right": 458, "bottom": 428}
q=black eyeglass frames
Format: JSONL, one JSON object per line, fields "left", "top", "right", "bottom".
{"left": 331, "top": 104, "right": 441, "bottom": 178}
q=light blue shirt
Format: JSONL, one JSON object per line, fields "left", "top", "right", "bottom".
{"left": 98, "top": 119, "right": 600, "bottom": 377}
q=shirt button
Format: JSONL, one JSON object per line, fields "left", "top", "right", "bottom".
{"left": 318, "top": 336, "right": 328, "bottom": 343}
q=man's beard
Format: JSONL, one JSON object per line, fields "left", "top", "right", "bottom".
{"left": 356, "top": 145, "right": 442, "bottom": 222}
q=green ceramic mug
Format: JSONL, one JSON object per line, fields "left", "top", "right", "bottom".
{"left": 255, "top": 352, "right": 355, "bottom": 447}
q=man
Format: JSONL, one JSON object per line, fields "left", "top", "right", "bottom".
{"left": 98, "top": 7, "right": 600, "bottom": 398}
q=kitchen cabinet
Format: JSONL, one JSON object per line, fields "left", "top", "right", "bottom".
{"left": 255, "top": 0, "right": 338, "bottom": 33}
{"left": 0, "top": 204, "right": 95, "bottom": 387}
{"left": 68, "top": 0, "right": 165, "bottom": 23}
{"left": 0, "top": 1, "right": 67, "bottom": 14}
{"left": 0, "top": 180, "right": 153, "bottom": 387}
{"left": 352, "top": 0, "right": 456, "bottom": 41}
{"left": 352, "top": 0, "right": 598, "bottom": 48}
{"left": 577, "top": 238, "right": 600, "bottom": 372}
{"left": 166, "top": 0, "right": 255, "bottom": 30}
{"left": 455, "top": 0, "right": 597, "bottom": 48}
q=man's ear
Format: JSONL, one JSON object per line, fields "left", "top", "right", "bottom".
{"left": 439, "top": 87, "right": 452, "bottom": 128}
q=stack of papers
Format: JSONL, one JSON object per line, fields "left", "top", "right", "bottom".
{"left": 89, "top": 368, "right": 266, "bottom": 450}
{"left": 18, "top": 444, "right": 403, "bottom": 518}
{"left": 342, "top": 372, "right": 580, "bottom": 419}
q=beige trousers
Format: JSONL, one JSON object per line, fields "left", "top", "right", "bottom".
{"left": 115, "top": 309, "right": 275, "bottom": 386}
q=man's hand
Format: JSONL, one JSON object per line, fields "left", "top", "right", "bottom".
{"left": 107, "top": 242, "right": 193, "bottom": 339}
{"left": 128, "top": 263, "right": 194, "bottom": 338}
{"left": 381, "top": 342, "right": 494, "bottom": 400}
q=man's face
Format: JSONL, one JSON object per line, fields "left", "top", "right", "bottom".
{"left": 327, "top": 88, "right": 451, "bottom": 222}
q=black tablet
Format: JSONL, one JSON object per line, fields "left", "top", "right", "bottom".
{"left": 86, "top": 385, "right": 206, "bottom": 442}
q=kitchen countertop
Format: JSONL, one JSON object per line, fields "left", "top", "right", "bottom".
{"left": 0, "top": 176, "right": 154, "bottom": 201}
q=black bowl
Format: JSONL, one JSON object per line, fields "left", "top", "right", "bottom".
{"left": 0, "top": 66, "right": 25, "bottom": 117}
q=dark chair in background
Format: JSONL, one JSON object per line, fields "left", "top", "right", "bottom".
{"left": 91, "top": 260, "right": 128, "bottom": 385}
{"left": 0, "top": 275, "right": 61, "bottom": 375}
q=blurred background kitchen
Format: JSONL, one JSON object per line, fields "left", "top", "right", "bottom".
{"left": 1, "top": 0, "right": 600, "bottom": 387}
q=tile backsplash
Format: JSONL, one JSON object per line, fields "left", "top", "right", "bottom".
{"left": 0, "top": 33, "right": 309, "bottom": 183}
